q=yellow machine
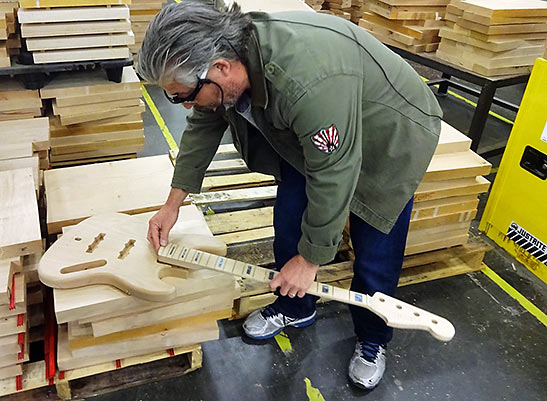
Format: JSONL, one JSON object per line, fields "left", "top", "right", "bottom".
{"left": 479, "top": 58, "right": 547, "bottom": 285}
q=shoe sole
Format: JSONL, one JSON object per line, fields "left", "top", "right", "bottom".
{"left": 348, "top": 374, "right": 380, "bottom": 391}
{"left": 244, "top": 316, "right": 316, "bottom": 340}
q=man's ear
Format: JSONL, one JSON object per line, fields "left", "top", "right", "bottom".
{"left": 212, "top": 59, "right": 231, "bottom": 77}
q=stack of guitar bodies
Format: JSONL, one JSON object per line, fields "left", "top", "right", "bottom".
{"left": 405, "top": 121, "right": 491, "bottom": 256}
{"left": 0, "top": 2, "right": 19, "bottom": 67}
{"left": 0, "top": 168, "right": 43, "bottom": 383}
{"left": 0, "top": 79, "right": 50, "bottom": 190}
{"left": 129, "top": 0, "right": 164, "bottom": 60}
{"left": 359, "top": 0, "right": 448, "bottom": 53}
{"left": 437, "top": 0, "right": 547, "bottom": 76}
{"left": 48, "top": 206, "right": 239, "bottom": 371}
{"left": 39, "top": 66, "right": 145, "bottom": 166}
{"left": 17, "top": 0, "right": 133, "bottom": 64}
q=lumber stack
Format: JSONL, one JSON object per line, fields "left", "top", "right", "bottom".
{"left": 436, "top": 0, "right": 547, "bottom": 76}
{"left": 359, "top": 0, "right": 448, "bottom": 53}
{"left": 39, "top": 66, "right": 145, "bottom": 166}
{"left": 405, "top": 121, "right": 491, "bottom": 255}
{"left": 129, "top": 0, "right": 164, "bottom": 60}
{"left": 0, "top": 3, "right": 19, "bottom": 67}
{"left": 322, "top": 0, "right": 364, "bottom": 23}
{"left": 0, "top": 79, "right": 50, "bottom": 190}
{"left": 322, "top": 0, "right": 352, "bottom": 20}
{"left": 0, "top": 168, "right": 43, "bottom": 383}
{"left": 304, "top": 0, "right": 325, "bottom": 12}
{"left": 17, "top": 0, "right": 133, "bottom": 64}
{"left": 50, "top": 206, "right": 239, "bottom": 371}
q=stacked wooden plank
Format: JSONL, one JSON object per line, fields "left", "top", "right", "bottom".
{"left": 0, "top": 79, "right": 50, "bottom": 190}
{"left": 129, "top": 0, "right": 164, "bottom": 60}
{"left": 48, "top": 206, "right": 238, "bottom": 371}
{"left": 322, "top": 0, "right": 364, "bottom": 23}
{"left": 406, "top": 121, "right": 491, "bottom": 255}
{"left": 17, "top": 0, "right": 133, "bottom": 64}
{"left": 304, "top": 0, "right": 325, "bottom": 12}
{"left": 322, "top": 0, "right": 352, "bottom": 20}
{"left": 39, "top": 66, "right": 145, "bottom": 166}
{"left": 0, "top": 3, "right": 19, "bottom": 67}
{"left": 0, "top": 168, "right": 43, "bottom": 384}
{"left": 436, "top": 0, "right": 547, "bottom": 76}
{"left": 44, "top": 154, "right": 275, "bottom": 234}
{"left": 359, "top": 0, "right": 448, "bottom": 53}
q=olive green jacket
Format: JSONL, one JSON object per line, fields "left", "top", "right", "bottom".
{"left": 172, "top": 11, "right": 442, "bottom": 265}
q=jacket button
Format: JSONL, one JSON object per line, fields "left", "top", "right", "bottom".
{"left": 266, "top": 64, "right": 275, "bottom": 74}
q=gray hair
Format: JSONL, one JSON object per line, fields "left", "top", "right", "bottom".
{"left": 137, "top": 0, "right": 252, "bottom": 87}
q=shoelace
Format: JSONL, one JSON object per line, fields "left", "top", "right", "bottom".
{"left": 359, "top": 341, "right": 385, "bottom": 363}
{"left": 261, "top": 304, "right": 281, "bottom": 319}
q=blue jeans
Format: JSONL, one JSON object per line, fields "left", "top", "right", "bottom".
{"left": 272, "top": 160, "right": 413, "bottom": 345}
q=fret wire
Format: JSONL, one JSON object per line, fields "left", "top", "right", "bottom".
{"left": 185, "top": 249, "right": 196, "bottom": 263}
{"left": 224, "top": 258, "right": 236, "bottom": 273}
{"left": 232, "top": 261, "right": 245, "bottom": 276}
{"left": 255, "top": 267, "right": 268, "bottom": 282}
{"left": 205, "top": 253, "right": 217, "bottom": 268}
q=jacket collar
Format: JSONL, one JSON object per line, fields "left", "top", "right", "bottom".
{"left": 245, "top": 28, "right": 268, "bottom": 109}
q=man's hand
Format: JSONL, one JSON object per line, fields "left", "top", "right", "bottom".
{"left": 148, "top": 188, "right": 188, "bottom": 251}
{"left": 270, "top": 255, "right": 319, "bottom": 298}
{"left": 147, "top": 205, "right": 179, "bottom": 251}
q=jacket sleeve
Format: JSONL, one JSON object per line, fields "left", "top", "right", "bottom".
{"left": 171, "top": 106, "right": 228, "bottom": 193}
{"left": 287, "top": 75, "right": 362, "bottom": 265}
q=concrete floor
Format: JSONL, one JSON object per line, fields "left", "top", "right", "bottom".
{"left": 84, "top": 62, "right": 547, "bottom": 400}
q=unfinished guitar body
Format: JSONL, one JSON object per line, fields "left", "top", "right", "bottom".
{"left": 38, "top": 213, "right": 227, "bottom": 302}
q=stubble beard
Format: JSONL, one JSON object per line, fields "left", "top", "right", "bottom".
{"left": 222, "top": 81, "right": 247, "bottom": 109}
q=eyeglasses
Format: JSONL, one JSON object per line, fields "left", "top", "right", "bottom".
{"left": 163, "top": 69, "right": 211, "bottom": 104}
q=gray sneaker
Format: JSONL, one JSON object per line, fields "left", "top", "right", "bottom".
{"left": 243, "top": 304, "right": 316, "bottom": 340}
{"left": 348, "top": 340, "right": 386, "bottom": 390}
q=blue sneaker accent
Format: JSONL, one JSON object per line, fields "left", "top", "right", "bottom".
{"left": 243, "top": 304, "right": 316, "bottom": 339}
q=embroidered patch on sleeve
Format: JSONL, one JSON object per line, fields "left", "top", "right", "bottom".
{"left": 311, "top": 124, "right": 340, "bottom": 154}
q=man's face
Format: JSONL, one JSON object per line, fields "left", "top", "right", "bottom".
{"left": 164, "top": 61, "right": 246, "bottom": 111}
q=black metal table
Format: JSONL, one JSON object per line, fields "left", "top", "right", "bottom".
{"left": 0, "top": 57, "right": 134, "bottom": 90}
{"left": 387, "top": 45, "right": 530, "bottom": 157}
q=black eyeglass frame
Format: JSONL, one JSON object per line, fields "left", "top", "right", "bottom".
{"left": 163, "top": 77, "right": 214, "bottom": 104}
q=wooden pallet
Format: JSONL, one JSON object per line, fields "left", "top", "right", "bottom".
{"left": 0, "top": 343, "right": 201, "bottom": 399}
{"left": 54, "top": 343, "right": 201, "bottom": 400}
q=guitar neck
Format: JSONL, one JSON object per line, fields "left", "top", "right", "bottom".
{"left": 158, "top": 243, "right": 455, "bottom": 342}
{"left": 158, "top": 243, "right": 366, "bottom": 307}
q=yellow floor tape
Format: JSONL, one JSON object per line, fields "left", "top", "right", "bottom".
{"left": 274, "top": 331, "right": 293, "bottom": 353}
{"left": 141, "top": 84, "right": 179, "bottom": 151}
{"left": 304, "top": 378, "right": 327, "bottom": 401}
{"left": 482, "top": 264, "right": 547, "bottom": 327}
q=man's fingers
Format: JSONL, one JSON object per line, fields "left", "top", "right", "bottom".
{"left": 160, "top": 234, "right": 168, "bottom": 247}
{"left": 297, "top": 289, "right": 307, "bottom": 298}
{"left": 149, "top": 224, "right": 161, "bottom": 252}
{"left": 269, "top": 275, "right": 282, "bottom": 291}
{"left": 279, "top": 285, "right": 290, "bottom": 296}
